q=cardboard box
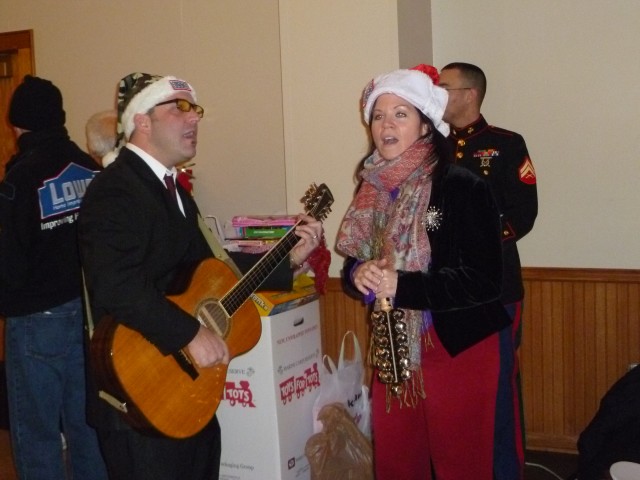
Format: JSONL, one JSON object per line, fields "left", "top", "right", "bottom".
{"left": 251, "top": 274, "right": 318, "bottom": 317}
{"left": 218, "top": 300, "right": 322, "bottom": 480}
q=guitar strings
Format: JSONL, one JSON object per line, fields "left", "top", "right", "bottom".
{"left": 219, "top": 188, "right": 330, "bottom": 315}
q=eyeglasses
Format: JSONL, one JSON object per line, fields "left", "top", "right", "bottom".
{"left": 443, "top": 87, "right": 472, "bottom": 92}
{"left": 154, "top": 99, "right": 204, "bottom": 118}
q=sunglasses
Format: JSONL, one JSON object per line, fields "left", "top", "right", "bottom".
{"left": 154, "top": 99, "right": 204, "bottom": 118}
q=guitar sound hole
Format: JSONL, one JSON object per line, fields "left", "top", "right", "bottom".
{"left": 196, "top": 300, "right": 230, "bottom": 338}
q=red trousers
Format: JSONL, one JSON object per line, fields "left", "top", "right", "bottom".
{"left": 372, "top": 328, "right": 501, "bottom": 480}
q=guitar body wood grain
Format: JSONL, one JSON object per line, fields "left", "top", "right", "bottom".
{"left": 91, "top": 258, "right": 261, "bottom": 439}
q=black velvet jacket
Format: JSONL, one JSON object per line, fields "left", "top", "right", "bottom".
{"left": 344, "top": 161, "right": 511, "bottom": 356}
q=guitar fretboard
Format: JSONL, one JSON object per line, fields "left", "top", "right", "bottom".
{"left": 211, "top": 182, "right": 332, "bottom": 318}
{"left": 220, "top": 225, "right": 301, "bottom": 316}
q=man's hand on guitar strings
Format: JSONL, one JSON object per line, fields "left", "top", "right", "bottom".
{"left": 186, "top": 326, "right": 230, "bottom": 368}
{"left": 290, "top": 213, "right": 324, "bottom": 267}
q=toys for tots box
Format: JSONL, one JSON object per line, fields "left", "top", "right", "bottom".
{"left": 218, "top": 300, "right": 322, "bottom": 480}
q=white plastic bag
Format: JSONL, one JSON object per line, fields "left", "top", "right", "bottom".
{"left": 312, "top": 331, "right": 371, "bottom": 439}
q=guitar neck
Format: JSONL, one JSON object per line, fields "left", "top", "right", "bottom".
{"left": 219, "top": 224, "right": 301, "bottom": 315}
{"left": 216, "top": 182, "right": 333, "bottom": 318}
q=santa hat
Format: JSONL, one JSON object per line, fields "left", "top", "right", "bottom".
{"left": 117, "top": 72, "right": 197, "bottom": 141}
{"left": 362, "top": 64, "right": 449, "bottom": 137}
{"left": 102, "top": 73, "right": 197, "bottom": 166}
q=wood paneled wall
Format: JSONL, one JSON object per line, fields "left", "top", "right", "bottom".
{"left": 318, "top": 267, "right": 640, "bottom": 454}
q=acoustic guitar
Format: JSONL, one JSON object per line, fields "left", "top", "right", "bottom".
{"left": 90, "top": 183, "right": 333, "bottom": 438}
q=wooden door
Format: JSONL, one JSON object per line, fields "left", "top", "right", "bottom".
{"left": 0, "top": 29, "right": 35, "bottom": 180}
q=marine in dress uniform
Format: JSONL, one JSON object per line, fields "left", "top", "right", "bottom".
{"left": 448, "top": 114, "right": 538, "bottom": 306}
{"left": 449, "top": 114, "right": 537, "bottom": 480}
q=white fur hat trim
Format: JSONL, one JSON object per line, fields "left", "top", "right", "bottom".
{"left": 121, "top": 76, "right": 197, "bottom": 139}
{"left": 363, "top": 69, "right": 450, "bottom": 137}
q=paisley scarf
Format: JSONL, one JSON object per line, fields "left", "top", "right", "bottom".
{"left": 336, "top": 134, "right": 438, "bottom": 406}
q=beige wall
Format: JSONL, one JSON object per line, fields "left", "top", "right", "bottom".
{"left": 1, "top": 0, "right": 639, "bottom": 277}
{"left": 0, "top": 0, "right": 401, "bottom": 278}
{"left": 0, "top": 0, "right": 289, "bottom": 232}
{"left": 398, "top": 0, "right": 433, "bottom": 68}
{"left": 278, "top": 0, "right": 401, "bottom": 277}
{"left": 432, "top": 0, "right": 640, "bottom": 270}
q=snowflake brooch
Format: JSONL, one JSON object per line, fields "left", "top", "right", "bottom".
{"left": 422, "top": 206, "right": 443, "bottom": 231}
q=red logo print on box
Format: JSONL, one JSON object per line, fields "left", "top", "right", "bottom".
{"left": 223, "top": 380, "right": 256, "bottom": 407}
{"left": 279, "top": 362, "right": 320, "bottom": 405}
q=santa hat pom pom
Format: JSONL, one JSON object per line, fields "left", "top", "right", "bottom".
{"left": 410, "top": 64, "right": 440, "bottom": 85}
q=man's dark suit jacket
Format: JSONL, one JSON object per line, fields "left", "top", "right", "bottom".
{"left": 79, "top": 147, "right": 291, "bottom": 429}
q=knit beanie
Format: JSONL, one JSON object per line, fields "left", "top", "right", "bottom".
{"left": 362, "top": 64, "right": 449, "bottom": 137}
{"left": 116, "top": 72, "right": 197, "bottom": 142}
{"left": 9, "top": 75, "right": 66, "bottom": 131}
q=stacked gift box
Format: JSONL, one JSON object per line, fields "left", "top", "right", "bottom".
{"left": 224, "top": 215, "right": 298, "bottom": 253}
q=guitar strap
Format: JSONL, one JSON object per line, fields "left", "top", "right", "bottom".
{"left": 80, "top": 215, "right": 242, "bottom": 414}
{"left": 197, "top": 213, "right": 242, "bottom": 279}
{"left": 81, "top": 214, "right": 240, "bottom": 339}
{"left": 81, "top": 269, "right": 95, "bottom": 338}
{"left": 82, "top": 269, "right": 131, "bottom": 411}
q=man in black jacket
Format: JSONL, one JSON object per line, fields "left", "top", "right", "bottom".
{"left": 0, "top": 75, "right": 107, "bottom": 479}
{"left": 79, "top": 72, "right": 323, "bottom": 480}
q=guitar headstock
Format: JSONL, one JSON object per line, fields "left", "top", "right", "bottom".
{"left": 302, "top": 183, "right": 334, "bottom": 222}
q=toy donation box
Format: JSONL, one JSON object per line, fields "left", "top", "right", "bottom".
{"left": 218, "top": 278, "right": 321, "bottom": 480}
